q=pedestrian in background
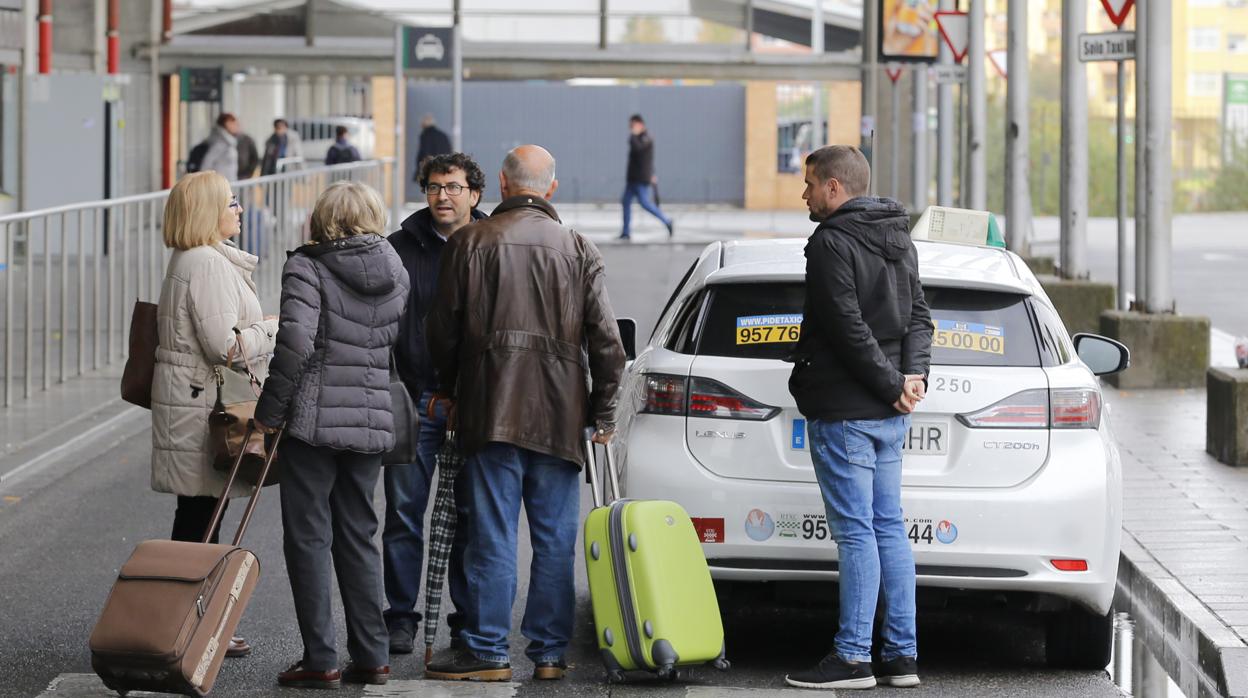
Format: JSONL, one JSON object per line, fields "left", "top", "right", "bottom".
{"left": 382, "top": 152, "right": 487, "bottom": 655}
{"left": 236, "top": 126, "right": 260, "bottom": 180}
{"left": 262, "top": 119, "right": 304, "bottom": 175}
{"left": 425, "top": 145, "right": 626, "bottom": 682}
{"left": 325, "top": 126, "right": 362, "bottom": 166}
{"left": 151, "top": 171, "right": 277, "bottom": 659}
{"left": 415, "top": 114, "right": 452, "bottom": 178}
{"left": 619, "top": 114, "right": 673, "bottom": 240}
{"left": 200, "top": 113, "right": 242, "bottom": 182}
{"left": 785, "top": 145, "right": 932, "bottom": 691}
{"left": 254, "top": 181, "right": 410, "bottom": 689}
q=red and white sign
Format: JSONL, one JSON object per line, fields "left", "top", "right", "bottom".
{"left": 885, "top": 64, "right": 904, "bottom": 84}
{"left": 935, "top": 11, "right": 970, "bottom": 64}
{"left": 1099, "top": 0, "right": 1134, "bottom": 28}
{"left": 690, "top": 517, "right": 725, "bottom": 544}
{"left": 988, "top": 48, "right": 1008, "bottom": 79}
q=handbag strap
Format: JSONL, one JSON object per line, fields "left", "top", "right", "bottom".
{"left": 226, "top": 329, "right": 262, "bottom": 398}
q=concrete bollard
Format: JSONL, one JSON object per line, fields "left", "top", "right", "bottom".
{"left": 1040, "top": 276, "right": 1116, "bottom": 336}
{"left": 1101, "top": 311, "right": 1210, "bottom": 390}
{"left": 1207, "top": 367, "right": 1248, "bottom": 467}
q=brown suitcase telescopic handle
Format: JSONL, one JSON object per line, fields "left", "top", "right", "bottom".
{"left": 203, "top": 419, "right": 284, "bottom": 546}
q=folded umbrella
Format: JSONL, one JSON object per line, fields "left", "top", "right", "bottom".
{"left": 422, "top": 428, "right": 464, "bottom": 665}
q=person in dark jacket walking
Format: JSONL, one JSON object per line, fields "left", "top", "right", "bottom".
{"left": 236, "top": 128, "right": 260, "bottom": 180}
{"left": 784, "top": 145, "right": 932, "bottom": 691}
{"left": 255, "top": 180, "right": 410, "bottom": 689}
{"left": 261, "top": 119, "right": 305, "bottom": 175}
{"left": 619, "top": 114, "right": 672, "bottom": 240}
{"left": 325, "top": 126, "right": 362, "bottom": 166}
{"left": 381, "top": 152, "right": 486, "bottom": 656}
{"left": 415, "top": 114, "right": 452, "bottom": 178}
{"left": 424, "top": 145, "right": 626, "bottom": 682}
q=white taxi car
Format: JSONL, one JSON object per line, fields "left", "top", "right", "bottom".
{"left": 610, "top": 238, "right": 1129, "bottom": 669}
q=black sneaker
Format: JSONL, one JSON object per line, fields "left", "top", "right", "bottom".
{"left": 424, "top": 649, "right": 512, "bottom": 682}
{"left": 666, "top": 221, "right": 674, "bottom": 237}
{"left": 876, "top": 656, "right": 920, "bottom": 687}
{"left": 785, "top": 653, "right": 876, "bottom": 690}
{"left": 386, "top": 616, "right": 415, "bottom": 655}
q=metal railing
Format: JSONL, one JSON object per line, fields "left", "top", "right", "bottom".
{"left": 0, "top": 158, "right": 395, "bottom": 407}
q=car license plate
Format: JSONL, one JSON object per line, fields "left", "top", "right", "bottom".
{"left": 791, "top": 418, "right": 949, "bottom": 456}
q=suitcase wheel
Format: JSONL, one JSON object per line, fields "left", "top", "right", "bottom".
{"left": 606, "top": 670, "right": 625, "bottom": 684}
{"left": 711, "top": 657, "right": 732, "bottom": 671}
{"left": 657, "top": 666, "right": 679, "bottom": 682}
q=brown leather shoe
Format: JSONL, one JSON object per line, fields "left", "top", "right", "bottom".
{"left": 342, "top": 663, "right": 390, "bottom": 685}
{"left": 226, "top": 635, "right": 251, "bottom": 658}
{"left": 277, "top": 661, "right": 342, "bottom": 689}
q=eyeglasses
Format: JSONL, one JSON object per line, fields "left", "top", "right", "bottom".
{"left": 424, "top": 183, "right": 470, "bottom": 197}
{"left": 228, "top": 197, "right": 243, "bottom": 212}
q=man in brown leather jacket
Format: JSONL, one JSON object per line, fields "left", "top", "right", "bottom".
{"left": 425, "top": 145, "right": 626, "bottom": 682}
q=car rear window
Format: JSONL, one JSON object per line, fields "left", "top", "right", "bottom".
{"left": 693, "top": 282, "right": 1040, "bottom": 367}
{"left": 925, "top": 287, "right": 1041, "bottom": 367}
{"left": 697, "top": 283, "right": 805, "bottom": 360}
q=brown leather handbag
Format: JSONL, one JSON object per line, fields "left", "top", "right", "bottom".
{"left": 208, "top": 333, "right": 278, "bottom": 486}
{"left": 120, "top": 301, "right": 159, "bottom": 409}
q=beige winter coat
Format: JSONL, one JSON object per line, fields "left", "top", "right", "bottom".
{"left": 151, "top": 241, "right": 278, "bottom": 498}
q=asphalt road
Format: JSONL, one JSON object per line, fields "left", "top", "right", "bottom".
{"left": 0, "top": 241, "right": 1128, "bottom": 697}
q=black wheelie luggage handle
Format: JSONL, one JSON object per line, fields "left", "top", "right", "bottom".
{"left": 203, "top": 420, "right": 284, "bottom": 546}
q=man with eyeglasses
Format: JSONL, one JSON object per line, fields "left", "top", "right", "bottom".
{"left": 382, "top": 152, "right": 486, "bottom": 656}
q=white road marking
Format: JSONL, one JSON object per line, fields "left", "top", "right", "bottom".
{"left": 364, "top": 680, "right": 521, "bottom": 697}
{"left": 38, "top": 673, "right": 162, "bottom": 696}
{"left": 686, "top": 688, "right": 830, "bottom": 696}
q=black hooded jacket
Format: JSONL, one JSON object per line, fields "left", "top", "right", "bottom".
{"left": 788, "top": 196, "right": 933, "bottom": 422}
{"left": 386, "top": 206, "right": 487, "bottom": 398}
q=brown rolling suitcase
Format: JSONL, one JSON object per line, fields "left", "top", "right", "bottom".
{"left": 88, "top": 422, "right": 282, "bottom": 696}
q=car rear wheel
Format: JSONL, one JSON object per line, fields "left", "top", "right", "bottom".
{"left": 1045, "top": 606, "right": 1112, "bottom": 670}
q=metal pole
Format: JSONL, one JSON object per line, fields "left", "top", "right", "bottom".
{"left": 891, "top": 75, "right": 900, "bottom": 198}
{"left": 811, "top": 0, "right": 824, "bottom": 151}
{"left": 600, "top": 0, "right": 608, "bottom": 51}
{"left": 1116, "top": 58, "right": 1128, "bottom": 309}
{"left": 744, "top": 0, "right": 753, "bottom": 52}
{"left": 1005, "top": 0, "right": 1031, "bottom": 256}
{"left": 1134, "top": 0, "right": 1148, "bottom": 306}
{"left": 912, "top": 65, "right": 928, "bottom": 211}
{"left": 1060, "top": 0, "right": 1088, "bottom": 279}
{"left": 936, "top": 0, "right": 955, "bottom": 206}
{"left": 452, "top": 0, "right": 463, "bottom": 152}
{"left": 1144, "top": 0, "right": 1172, "bottom": 312}
{"left": 967, "top": 0, "right": 986, "bottom": 210}
{"left": 392, "top": 24, "right": 404, "bottom": 228}
{"left": 861, "top": 0, "right": 879, "bottom": 188}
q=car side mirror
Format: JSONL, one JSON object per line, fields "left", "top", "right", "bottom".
{"left": 617, "top": 318, "right": 637, "bottom": 361}
{"left": 1072, "top": 333, "right": 1130, "bottom": 376}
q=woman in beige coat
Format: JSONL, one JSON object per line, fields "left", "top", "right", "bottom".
{"left": 151, "top": 171, "right": 277, "bottom": 657}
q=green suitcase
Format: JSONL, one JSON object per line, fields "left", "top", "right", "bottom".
{"left": 582, "top": 437, "right": 730, "bottom": 682}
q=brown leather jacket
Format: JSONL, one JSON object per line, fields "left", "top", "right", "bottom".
{"left": 427, "top": 195, "right": 626, "bottom": 466}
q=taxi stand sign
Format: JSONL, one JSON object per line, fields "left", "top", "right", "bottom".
{"left": 910, "top": 206, "right": 1005, "bottom": 248}
{"left": 1078, "top": 32, "right": 1136, "bottom": 62}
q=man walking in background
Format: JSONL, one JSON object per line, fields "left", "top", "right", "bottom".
{"left": 262, "top": 119, "right": 304, "bottom": 175}
{"left": 416, "top": 114, "right": 452, "bottom": 176}
{"left": 785, "top": 145, "right": 932, "bottom": 691}
{"left": 325, "top": 126, "right": 362, "bottom": 165}
{"left": 619, "top": 114, "right": 673, "bottom": 240}
{"left": 425, "top": 145, "right": 625, "bottom": 682}
{"left": 382, "top": 153, "right": 487, "bottom": 656}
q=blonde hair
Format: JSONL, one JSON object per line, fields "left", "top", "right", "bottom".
{"left": 309, "top": 180, "right": 388, "bottom": 243}
{"left": 163, "top": 172, "right": 231, "bottom": 250}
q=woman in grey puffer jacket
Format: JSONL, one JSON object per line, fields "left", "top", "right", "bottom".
{"left": 255, "top": 181, "right": 409, "bottom": 688}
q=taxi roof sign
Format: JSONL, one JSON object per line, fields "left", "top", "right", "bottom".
{"left": 910, "top": 206, "right": 1004, "bottom": 248}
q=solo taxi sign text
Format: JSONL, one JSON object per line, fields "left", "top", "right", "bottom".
{"left": 1079, "top": 31, "right": 1135, "bottom": 62}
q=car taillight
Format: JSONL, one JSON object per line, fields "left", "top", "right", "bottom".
{"left": 1051, "top": 559, "right": 1089, "bottom": 572}
{"left": 957, "top": 388, "right": 1102, "bottom": 430}
{"left": 1050, "top": 389, "right": 1102, "bottom": 429}
{"left": 639, "top": 373, "right": 687, "bottom": 416}
{"left": 957, "top": 389, "right": 1049, "bottom": 429}
{"left": 688, "top": 377, "right": 779, "bottom": 421}
{"left": 639, "top": 374, "right": 778, "bottom": 421}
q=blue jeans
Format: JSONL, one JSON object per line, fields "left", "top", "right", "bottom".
{"left": 382, "top": 390, "right": 470, "bottom": 635}
{"left": 808, "top": 416, "right": 917, "bottom": 664}
{"left": 461, "top": 442, "right": 581, "bottom": 664}
{"left": 620, "top": 182, "right": 671, "bottom": 236}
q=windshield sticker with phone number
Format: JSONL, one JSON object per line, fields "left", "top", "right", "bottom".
{"left": 736, "top": 314, "right": 803, "bottom": 345}
{"left": 932, "top": 319, "right": 1005, "bottom": 355}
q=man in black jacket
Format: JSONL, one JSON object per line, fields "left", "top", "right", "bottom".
{"left": 619, "top": 114, "right": 673, "bottom": 240}
{"left": 785, "top": 145, "right": 932, "bottom": 691}
{"left": 382, "top": 152, "right": 486, "bottom": 656}
{"left": 415, "top": 114, "right": 452, "bottom": 178}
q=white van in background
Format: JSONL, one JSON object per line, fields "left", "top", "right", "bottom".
{"left": 287, "top": 116, "right": 375, "bottom": 165}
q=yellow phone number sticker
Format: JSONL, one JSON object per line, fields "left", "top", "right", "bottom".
{"left": 736, "top": 314, "right": 803, "bottom": 345}
{"left": 932, "top": 319, "right": 1005, "bottom": 355}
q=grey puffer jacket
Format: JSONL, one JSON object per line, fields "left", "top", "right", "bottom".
{"left": 255, "top": 234, "right": 409, "bottom": 453}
